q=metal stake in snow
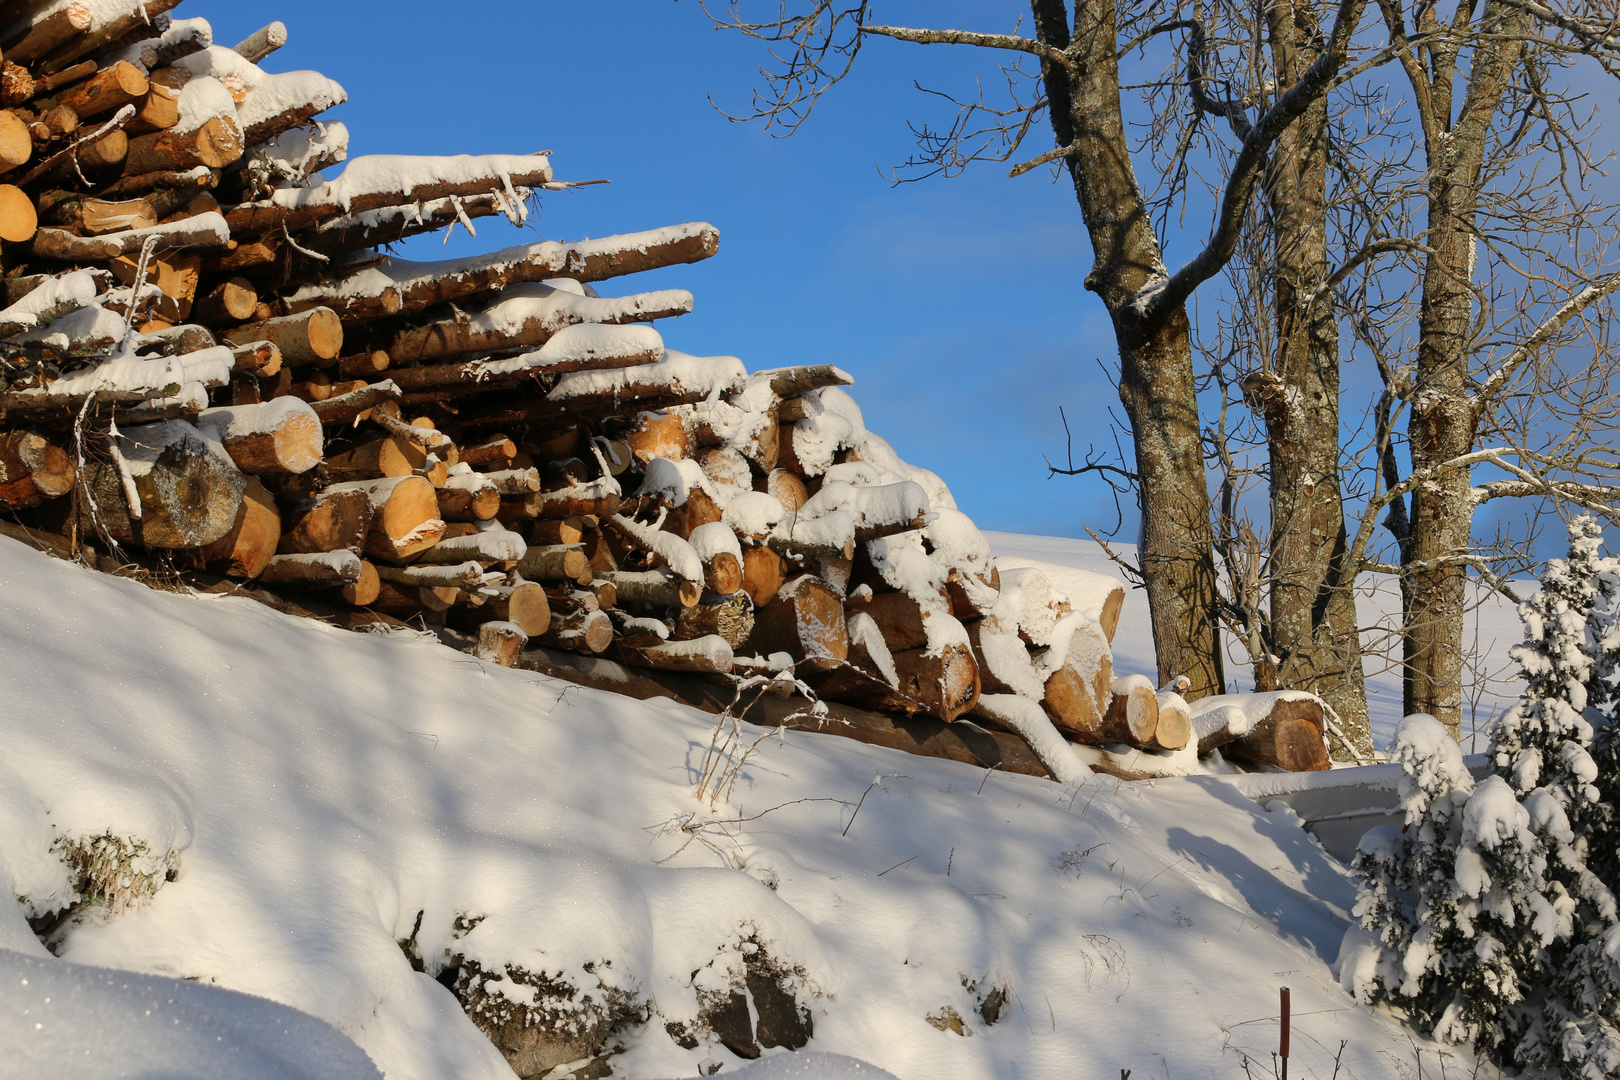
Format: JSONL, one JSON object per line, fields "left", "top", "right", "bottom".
{"left": 1279, "top": 985, "right": 1291, "bottom": 1080}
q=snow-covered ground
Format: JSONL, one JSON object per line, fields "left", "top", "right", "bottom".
{"left": 0, "top": 531, "right": 1519, "bottom": 1079}
{"left": 986, "top": 531, "right": 1527, "bottom": 752}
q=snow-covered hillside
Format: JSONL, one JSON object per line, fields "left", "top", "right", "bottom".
{"left": 0, "top": 533, "right": 1499, "bottom": 1079}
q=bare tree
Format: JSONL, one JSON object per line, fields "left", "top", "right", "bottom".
{"left": 703, "top": 0, "right": 1375, "bottom": 701}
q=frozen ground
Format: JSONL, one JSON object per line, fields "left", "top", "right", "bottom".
{"left": 0, "top": 531, "right": 1519, "bottom": 1079}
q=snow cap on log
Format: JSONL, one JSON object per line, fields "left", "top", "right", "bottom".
{"left": 638, "top": 456, "right": 713, "bottom": 509}
{"left": 474, "top": 320, "right": 669, "bottom": 378}
{"left": 548, "top": 348, "right": 744, "bottom": 404}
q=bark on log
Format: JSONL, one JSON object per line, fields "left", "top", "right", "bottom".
{"left": 307, "top": 380, "right": 401, "bottom": 426}
{"left": 534, "top": 605, "right": 612, "bottom": 654}
{"left": 763, "top": 364, "right": 856, "bottom": 399}
{"left": 323, "top": 474, "right": 442, "bottom": 564}
{"left": 199, "top": 475, "right": 279, "bottom": 578}
{"left": 195, "top": 277, "right": 257, "bottom": 324}
{"left": 278, "top": 486, "right": 372, "bottom": 554}
{"left": 36, "top": 0, "right": 183, "bottom": 75}
{"left": 1220, "top": 696, "right": 1330, "bottom": 771}
{"left": 597, "top": 569, "right": 700, "bottom": 610}
{"left": 472, "top": 620, "right": 526, "bottom": 667}
{"left": 459, "top": 435, "right": 516, "bottom": 469}
{"left": 460, "top": 580, "right": 550, "bottom": 636}
{"left": 233, "top": 21, "right": 287, "bottom": 63}
{"left": 437, "top": 471, "right": 499, "bottom": 522}
{"left": 199, "top": 398, "right": 322, "bottom": 475}
{"left": 2, "top": 4, "right": 94, "bottom": 66}
{"left": 887, "top": 644, "right": 981, "bottom": 723}
{"left": 610, "top": 634, "right": 734, "bottom": 675}
{"left": 516, "top": 544, "right": 589, "bottom": 583}
{"left": 47, "top": 61, "right": 147, "bottom": 120}
{"left": 228, "top": 340, "right": 281, "bottom": 377}
{"left": 125, "top": 114, "right": 241, "bottom": 173}
{"left": 0, "top": 430, "right": 74, "bottom": 508}
{"left": 221, "top": 307, "right": 342, "bottom": 364}
{"left": 80, "top": 419, "right": 246, "bottom": 548}
{"left": 747, "top": 574, "right": 848, "bottom": 664}
{"left": 1094, "top": 679, "right": 1161, "bottom": 747}
{"left": 673, "top": 589, "right": 754, "bottom": 649}
{"left": 529, "top": 516, "right": 584, "bottom": 547}
{"left": 258, "top": 550, "right": 364, "bottom": 590}
{"left": 126, "top": 82, "right": 178, "bottom": 135}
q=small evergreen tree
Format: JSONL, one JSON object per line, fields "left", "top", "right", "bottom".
{"left": 1343, "top": 517, "right": 1620, "bottom": 1077}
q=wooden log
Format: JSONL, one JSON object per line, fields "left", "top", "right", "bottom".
{"left": 763, "top": 364, "right": 856, "bottom": 399}
{"left": 126, "top": 82, "right": 179, "bottom": 135}
{"left": 195, "top": 277, "right": 257, "bottom": 324}
{"left": 328, "top": 350, "right": 390, "bottom": 379}
{"left": 611, "top": 634, "right": 734, "bottom": 675}
{"left": 1, "top": 4, "right": 95, "bottom": 66}
{"left": 36, "top": 0, "right": 184, "bottom": 75}
{"left": 285, "top": 222, "right": 721, "bottom": 319}
{"left": 323, "top": 434, "right": 428, "bottom": 481}
{"left": 622, "top": 409, "right": 689, "bottom": 464}
{"left": 1150, "top": 691, "right": 1193, "bottom": 753}
{"left": 761, "top": 468, "right": 809, "bottom": 512}
{"left": 1, "top": 62, "right": 36, "bottom": 107}
{"left": 228, "top": 340, "right": 281, "bottom": 377}
{"left": 1042, "top": 655, "right": 1114, "bottom": 740}
{"left": 0, "top": 430, "right": 74, "bottom": 508}
{"left": 534, "top": 606, "right": 612, "bottom": 654}
{"left": 856, "top": 589, "right": 941, "bottom": 653}
{"left": 307, "top": 380, "right": 401, "bottom": 426}
{"left": 748, "top": 574, "right": 848, "bottom": 663}
{"left": 199, "top": 476, "right": 280, "bottom": 578}
{"left": 125, "top": 113, "right": 241, "bottom": 173}
{"left": 234, "top": 21, "right": 287, "bottom": 63}
{"left": 740, "top": 545, "right": 786, "bottom": 608}
{"left": 1093, "top": 678, "right": 1161, "bottom": 747}
{"left": 277, "top": 487, "right": 372, "bottom": 555}
{"left": 662, "top": 487, "right": 723, "bottom": 540}
{"left": 702, "top": 550, "right": 743, "bottom": 597}
{"left": 519, "top": 646, "right": 1054, "bottom": 780}
{"left": 257, "top": 550, "right": 369, "bottom": 592}
{"left": 529, "top": 516, "right": 584, "bottom": 547}
{"left": 516, "top": 544, "right": 589, "bottom": 583}
{"left": 887, "top": 644, "right": 981, "bottom": 723}
{"left": 472, "top": 620, "right": 526, "bottom": 668}
{"left": 79, "top": 419, "right": 246, "bottom": 548}
{"left": 368, "top": 580, "right": 458, "bottom": 616}
{"left": 464, "top": 580, "right": 550, "bottom": 636}
{"left": 226, "top": 156, "right": 553, "bottom": 236}
{"left": 221, "top": 307, "right": 342, "bottom": 365}
{"left": 47, "top": 61, "right": 147, "bottom": 120}
{"left": 1216, "top": 695, "right": 1330, "bottom": 771}
{"left": 375, "top": 560, "right": 483, "bottom": 591}
{"left": 323, "top": 475, "right": 442, "bottom": 564}
{"left": 598, "top": 569, "right": 700, "bottom": 610}
{"left": 198, "top": 398, "right": 322, "bottom": 475}
{"left": 437, "top": 469, "right": 499, "bottom": 522}
{"left": 673, "top": 589, "right": 754, "bottom": 649}
{"left": 459, "top": 435, "right": 516, "bottom": 469}
{"left": 0, "top": 182, "right": 37, "bottom": 241}
{"left": 0, "top": 109, "right": 31, "bottom": 175}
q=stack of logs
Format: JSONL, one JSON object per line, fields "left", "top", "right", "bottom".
{"left": 0, "top": 0, "right": 1330, "bottom": 778}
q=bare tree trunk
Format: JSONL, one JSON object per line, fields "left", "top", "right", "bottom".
{"left": 1037, "top": 0, "right": 1225, "bottom": 698}
{"left": 1388, "top": 0, "right": 1531, "bottom": 738}
{"left": 1257, "top": 0, "right": 1371, "bottom": 752}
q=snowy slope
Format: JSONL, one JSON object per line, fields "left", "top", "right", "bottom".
{"left": 0, "top": 534, "right": 1482, "bottom": 1079}
{"left": 986, "top": 531, "right": 1527, "bottom": 752}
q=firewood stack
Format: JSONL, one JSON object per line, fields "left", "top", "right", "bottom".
{"left": 0, "top": 1, "right": 1330, "bottom": 776}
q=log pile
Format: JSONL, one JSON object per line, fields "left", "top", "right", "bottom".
{"left": 0, "top": 2, "right": 1330, "bottom": 780}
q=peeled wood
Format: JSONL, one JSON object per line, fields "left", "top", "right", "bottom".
{"left": 1220, "top": 697, "right": 1330, "bottom": 772}
{"left": 221, "top": 307, "right": 342, "bottom": 364}
{"left": 205, "top": 401, "right": 323, "bottom": 475}
{"left": 47, "top": 61, "right": 147, "bottom": 120}
{"left": 673, "top": 589, "right": 754, "bottom": 649}
{"left": 740, "top": 545, "right": 785, "bottom": 607}
{"left": 0, "top": 182, "right": 33, "bottom": 243}
{"left": 535, "top": 606, "right": 612, "bottom": 655}
{"left": 125, "top": 114, "right": 241, "bottom": 173}
{"left": 199, "top": 476, "right": 280, "bottom": 578}
{"left": 516, "top": 544, "right": 589, "bottom": 583}
{"left": 0, "top": 430, "right": 74, "bottom": 507}
{"left": 748, "top": 574, "right": 848, "bottom": 664}
{"left": 0, "top": 109, "right": 31, "bottom": 173}
{"left": 885, "top": 644, "right": 981, "bottom": 723}
{"left": 622, "top": 410, "right": 688, "bottom": 464}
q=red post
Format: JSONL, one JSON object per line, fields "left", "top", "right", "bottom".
{"left": 1279, "top": 986, "right": 1291, "bottom": 1080}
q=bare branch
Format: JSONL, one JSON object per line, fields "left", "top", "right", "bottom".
{"left": 1474, "top": 270, "right": 1620, "bottom": 407}
{"left": 860, "top": 23, "right": 1075, "bottom": 71}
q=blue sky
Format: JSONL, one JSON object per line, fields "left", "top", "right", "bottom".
{"left": 209, "top": 1, "right": 1128, "bottom": 539}
{"left": 206, "top": 1, "right": 1618, "bottom": 556}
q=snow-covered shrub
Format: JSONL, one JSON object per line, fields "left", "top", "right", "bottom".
{"left": 1342, "top": 517, "right": 1620, "bottom": 1078}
